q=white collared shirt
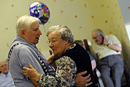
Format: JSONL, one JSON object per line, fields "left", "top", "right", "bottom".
{"left": 92, "top": 35, "right": 121, "bottom": 59}
{"left": 0, "top": 71, "right": 15, "bottom": 87}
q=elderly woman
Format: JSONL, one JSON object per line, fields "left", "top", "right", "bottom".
{"left": 23, "top": 25, "right": 95, "bottom": 87}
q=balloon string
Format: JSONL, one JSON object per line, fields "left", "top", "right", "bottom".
{"left": 43, "top": 25, "right": 46, "bottom": 33}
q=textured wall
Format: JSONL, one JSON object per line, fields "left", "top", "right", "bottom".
{"left": 0, "top": 0, "right": 129, "bottom": 72}
{"left": 118, "top": 0, "right": 130, "bottom": 24}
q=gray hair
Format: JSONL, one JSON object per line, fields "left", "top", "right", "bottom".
{"left": 94, "top": 29, "right": 104, "bottom": 35}
{"left": 74, "top": 40, "right": 83, "bottom": 44}
{"left": 47, "top": 25, "right": 74, "bottom": 43}
{"left": 0, "top": 59, "right": 8, "bottom": 65}
{"left": 16, "top": 15, "right": 40, "bottom": 35}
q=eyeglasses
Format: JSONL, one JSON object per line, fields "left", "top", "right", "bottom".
{"left": 47, "top": 38, "right": 62, "bottom": 45}
{"left": 92, "top": 35, "right": 99, "bottom": 39}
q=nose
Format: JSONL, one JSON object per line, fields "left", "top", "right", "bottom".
{"left": 93, "top": 38, "right": 97, "bottom": 41}
{"left": 38, "top": 28, "right": 42, "bottom": 35}
{"left": 49, "top": 42, "right": 53, "bottom": 48}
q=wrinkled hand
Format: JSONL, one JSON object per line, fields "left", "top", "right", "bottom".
{"left": 47, "top": 54, "right": 55, "bottom": 64}
{"left": 75, "top": 71, "right": 92, "bottom": 87}
{"left": 23, "top": 63, "right": 40, "bottom": 81}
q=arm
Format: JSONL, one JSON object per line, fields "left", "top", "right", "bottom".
{"left": 31, "top": 80, "right": 41, "bottom": 87}
{"left": 23, "top": 63, "right": 41, "bottom": 87}
{"left": 46, "top": 54, "right": 57, "bottom": 69}
{"left": 46, "top": 54, "right": 60, "bottom": 63}
{"left": 75, "top": 71, "right": 92, "bottom": 87}
{"left": 19, "top": 47, "right": 44, "bottom": 86}
{"left": 102, "top": 35, "right": 122, "bottom": 52}
{"left": 46, "top": 54, "right": 54, "bottom": 64}
{"left": 23, "top": 63, "right": 41, "bottom": 81}
{"left": 107, "top": 44, "right": 122, "bottom": 52}
{"left": 23, "top": 56, "right": 77, "bottom": 87}
{"left": 23, "top": 62, "right": 92, "bottom": 87}
{"left": 87, "top": 51, "right": 97, "bottom": 71}
{"left": 91, "top": 60, "right": 96, "bottom": 71}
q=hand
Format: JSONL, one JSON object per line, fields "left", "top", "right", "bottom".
{"left": 75, "top": 71, "right": 92, "bottom": 87}
{"left": 47, "top": 54, "right": 60, "bottom": 63}
{"left": 23, "top": 63, "right": 40, "bottom": 81}
{"left": 102, "top": 35, "right": 108, "bottom": 45}
{"left": 47, "top": 54, "right": 55, "bottom": 63}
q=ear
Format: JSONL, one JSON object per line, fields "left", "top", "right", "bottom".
{"left": 100, "top": 34, "right": 104, "bottom": 38}
{"left": 20, "top": 29, "right": 26, "bottom": 37}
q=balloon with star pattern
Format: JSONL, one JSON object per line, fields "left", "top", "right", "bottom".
{"left": 29, "top": 2, "right": 50, "bottom": 25}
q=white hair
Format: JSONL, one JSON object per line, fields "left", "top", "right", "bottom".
{"left": 16, "top": 15, "right": 40, "bottom": 35}
{"left": 0, "top": 59, "right": 8, "bottom": 65}
{"left": 46, "top": 25, "right": 74, "bottom": 43}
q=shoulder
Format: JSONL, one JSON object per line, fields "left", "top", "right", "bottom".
{"left": 106, "top": 35, "right": 120, "bottom": 42}
{"left": 106, "top": 35, "right": 117, "bottom": 39}
{"left": 57, "top": 56, "right": 76, "bottom": 70}
{"left": 9, "top": 44, "right": 34, "bottom": 60}
{"left": 58, "top": 56, "right": 75, "bottom": 64}
{"left": 66, "top": 44, "right": 86, "bottom": 54}
{"left": 12, "top": 44, "right": 32, "bottom": 53}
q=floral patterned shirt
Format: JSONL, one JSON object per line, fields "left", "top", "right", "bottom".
{"left": 38, "top": 56, "right": 77, "bottom": 87}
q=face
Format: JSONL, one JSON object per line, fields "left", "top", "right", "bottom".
{"left": 0, "top": 62, "right": 9, "bottom": 75}
{"left": 23, "top": 21, "right": 42, "bottom": 44}
{"left": 92, "top": 31, "right": 103, "bottom": 45}
{"left": 48, "top": 31, "right": 68, "bottom": 57}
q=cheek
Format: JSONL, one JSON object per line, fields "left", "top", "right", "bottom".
{"left": 59, "top": 46, "right": 65, "bottom": 53}
{"left": 54, "top": 44, "right": 65, "bottom": 55}
{"left": 29, "top": 35, "right": 36, "bottom": 41}
{"left": 28, "top": 32, "right": 36, "bottom": 37}
{"left": 97, "top": 42, "right": 100, "bottom": 45}
{"left": 54, "top": 45, "right": 62, "bottom": 53}
{"left": 97, "top": 40, "right": 102, "bottom": 45}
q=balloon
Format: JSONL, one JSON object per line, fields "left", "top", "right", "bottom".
{"left": 29, "top": 2, "right": 50, "bottom": 25}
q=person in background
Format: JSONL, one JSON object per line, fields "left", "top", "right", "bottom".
{"left": 73, "top": 40, "right": 96, "bottom": 71}
{"left": 74, "top": 40, "right": 104, "bottom": 87}
{"left": 0, "top": 60, "right": 15, "bottom": 87}
{"left": 9, "top": 15, "right": 91, "bottom": 87}
{"left": 23, "top": 25, "right": 96, "bottom": 87}
{"left": 92, "top": 29, "right": 124, "bottom": 87}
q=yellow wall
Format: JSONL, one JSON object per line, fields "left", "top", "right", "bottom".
{"left": 0, "top": 0, "right": 130, "bottom": 72}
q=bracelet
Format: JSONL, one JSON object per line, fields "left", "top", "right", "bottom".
{"left": 36, "top": 74, "right": 43, "bottom": 82}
